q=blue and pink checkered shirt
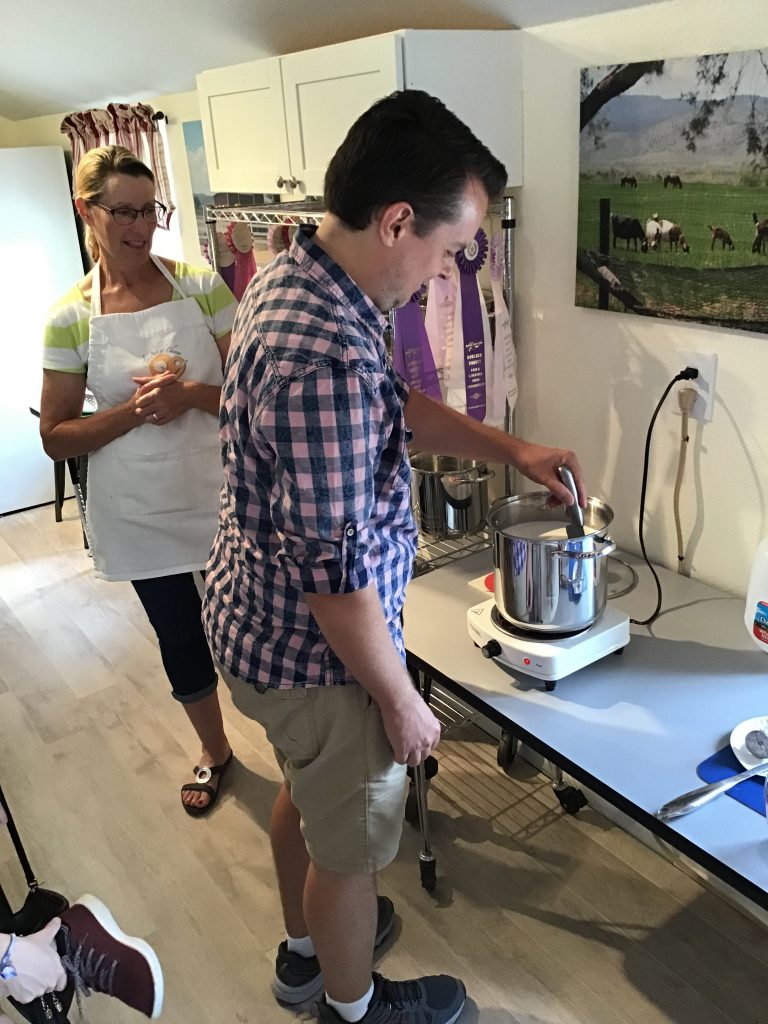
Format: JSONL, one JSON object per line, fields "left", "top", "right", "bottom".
{"left": 203, "top": 226, "right": 418, "bottom": 690}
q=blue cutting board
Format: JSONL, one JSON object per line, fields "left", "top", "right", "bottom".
{"left": 696, "top": 746, "right": 766, "bottom": 816}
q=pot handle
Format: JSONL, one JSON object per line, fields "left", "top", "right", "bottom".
{"left": 553, "top": 535, "right": 616, "bottom": 560}
{"left": 442, "top": 469, "right": 495, "bottom": 511}
{"left": 443, "top": 469, "right": 495, "bottom": 486}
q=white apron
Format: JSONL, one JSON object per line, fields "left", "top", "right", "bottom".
{"left": 85, "top": 255, "right": 224, "bottom": 582}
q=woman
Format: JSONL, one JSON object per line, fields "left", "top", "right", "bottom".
{"left": 39, "top": 146, "right": 236, "bottom": 816}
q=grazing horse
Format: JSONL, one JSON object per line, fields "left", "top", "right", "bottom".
{"left": 620, "top": 175, "right": 638, "bottom": 189}
{"left": 664, "top": 174, "right": 683, "bottom": 189}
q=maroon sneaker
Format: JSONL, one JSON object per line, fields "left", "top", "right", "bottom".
{"left": 58, "top": 894, "right": 163, "bottom": 1018}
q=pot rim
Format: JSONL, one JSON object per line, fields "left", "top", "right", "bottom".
{"left": 410, "top": 453, "right": 489, "bottom": 479}
{"left": 486, "top": 491, "right": 614, "bottom": 539}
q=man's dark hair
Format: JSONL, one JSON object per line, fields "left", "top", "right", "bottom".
{"left": 323, "top": 90, "right": 507, "bottom": 235}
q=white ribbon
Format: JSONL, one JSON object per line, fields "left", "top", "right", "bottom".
{"left": 486, "top": 233, "right": 518, "bottom": 427}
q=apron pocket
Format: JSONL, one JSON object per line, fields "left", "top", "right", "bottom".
{"left": 115, "top": 446, "right": 221, "bottom": 519}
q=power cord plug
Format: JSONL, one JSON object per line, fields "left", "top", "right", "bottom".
{"left": 677, "top": 386, "right": 697, "bottom": 413}
{"left": 678, "top": 366, "right": 699, "bottom": 381}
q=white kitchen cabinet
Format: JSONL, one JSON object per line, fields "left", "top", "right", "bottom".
{"left": 197, "top": 58, "right": 291, "bottom": 194}
{"left": 280, "top": 35, "right": 402, "bottom": 196}
{"left": 197, "top": 29, "right": 522, "bottom": 197}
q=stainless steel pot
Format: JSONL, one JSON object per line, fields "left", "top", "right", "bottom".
{"left": 410, "top": 454, "right": 494, "bottom": 539}
{"left": 487, "top": 492, "right": 616, "bottom": 635}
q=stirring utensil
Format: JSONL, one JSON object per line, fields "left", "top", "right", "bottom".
{"left": 657, "top": 731, "right": 768, "bottom": 822}
{"left": 557, "top": 465, "right": 584, "bottom": 539}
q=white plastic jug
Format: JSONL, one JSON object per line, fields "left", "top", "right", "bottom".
{"left": 745, "top": 538, "right": 768, "bottom": 652}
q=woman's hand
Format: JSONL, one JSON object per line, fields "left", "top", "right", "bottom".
{"left": 132, "top": 371, "right": 190, "bottom": 426}
{"left": 2, "top": 922, "right": 67, "bottom": 1003}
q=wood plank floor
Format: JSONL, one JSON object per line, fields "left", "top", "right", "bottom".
{"left": 1, "top": 503, "right": 767, "bottom": 1024}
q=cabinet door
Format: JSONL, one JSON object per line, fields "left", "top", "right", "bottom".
{"left": 281, "top": 34, "right": 403, "bottom": 196}
{"left": 402, "top": 30, "right": 523, "bottom": 187}
{"left": 197, "top": 58, "right": 292, "bottom": 193}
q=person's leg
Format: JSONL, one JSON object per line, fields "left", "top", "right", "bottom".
{"left": 304, "top": 862, "right": 376, "bottom": 1003}
{"left": 131, "top": 573, "right": 231, "bottom": 811}
{"left": 271, "top": 782, "right": 310, "bottom": 938}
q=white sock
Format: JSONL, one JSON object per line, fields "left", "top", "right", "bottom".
{"left": 285, "top": 934, "right": 315, "bottom": 957}
{"left": 327, "top": 981, "right": 375, "bottom": 1023}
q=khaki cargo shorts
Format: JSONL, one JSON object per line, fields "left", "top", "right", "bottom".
{"left": 231, "top": 680, "right": 408, "bottom": 875}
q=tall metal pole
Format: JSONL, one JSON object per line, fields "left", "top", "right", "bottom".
{"left": 502, "top": 195, "right": 516, "bottom": 494}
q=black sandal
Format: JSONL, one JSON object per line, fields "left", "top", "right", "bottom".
{"left": 181, "top": 750, "right": 233, "bottom": 817}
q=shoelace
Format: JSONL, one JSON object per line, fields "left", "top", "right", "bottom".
{"left": 377, "top": 975, "right": 423, "bottom": 1011}
{"left": 60, "top": 929, "right": 118, "bottom": 1014}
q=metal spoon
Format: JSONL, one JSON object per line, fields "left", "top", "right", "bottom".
{"left": 656, "top": 729, "right": 768, "bottom": 823}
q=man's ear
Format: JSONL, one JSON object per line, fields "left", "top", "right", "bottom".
{"left": 378, "top": 202, "right": 414, "bottom": 248}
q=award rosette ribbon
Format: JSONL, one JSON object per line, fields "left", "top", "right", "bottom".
{"left": 392, "top": 287, "right": 443, "bottom": 401}
{"left": 486, "top": 232, "right": 518, "bottom": 427}
{"left": 424, "top": 273, "right": 457, "bottom": 401}
{"left": 449, "top": 228, "right": 491, "bottom": 420}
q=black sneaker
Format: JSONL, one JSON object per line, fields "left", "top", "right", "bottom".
{"left": 318, "top": 971, "right": 466, "bottom": 1024}
{"left": 272, "top": 895, "right": 395, "bottom": 1004}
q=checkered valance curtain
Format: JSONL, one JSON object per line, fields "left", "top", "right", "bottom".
{"left": 60, "top": 103, "right": 175, "bottom": 229}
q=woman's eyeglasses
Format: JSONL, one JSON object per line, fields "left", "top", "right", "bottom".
{"left": 92, "top": 201, "right": 167, "bottom": 225}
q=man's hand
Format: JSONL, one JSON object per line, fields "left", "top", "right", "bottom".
{"left": 378, "top": 685, "right": 442, "bottom": 767}
{"left": 515, "top": 443, "right": 586, "bottom": 507}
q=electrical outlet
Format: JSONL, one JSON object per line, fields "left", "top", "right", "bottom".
{"left": 676, "top": 349, "right": 718, "bottom": 422}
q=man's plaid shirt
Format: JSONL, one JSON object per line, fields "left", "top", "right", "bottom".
{"left": 203, "top": 226, "right": 418, "bottom": 690}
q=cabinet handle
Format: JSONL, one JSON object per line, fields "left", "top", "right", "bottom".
{"left": 287, "top": 177, "right": 299, "bottom": 189}
{"left": 276, "top": 175, "right": 286, "bottom": 188}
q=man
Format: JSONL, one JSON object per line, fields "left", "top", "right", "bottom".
{"left": 204, "top": 90, "right": 584, "bottom": 1024}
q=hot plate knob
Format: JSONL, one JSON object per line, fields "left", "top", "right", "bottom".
{"left": 481, "top": 639, "right": 502, "bottom": 659}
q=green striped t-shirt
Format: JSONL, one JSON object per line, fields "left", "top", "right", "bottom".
{"left": 42, "top": 262, "right": 237, "bottom": 374}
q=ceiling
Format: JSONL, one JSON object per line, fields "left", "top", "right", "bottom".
{"left": 3, "top": 0, "right": 668, "bottom": 121}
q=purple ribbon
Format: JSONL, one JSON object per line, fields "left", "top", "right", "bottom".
{"left": 392, "top": 294, "right": 442, "bottom": 401}
{"left": 456, "top": 230, "right": 488, "bottom": 421}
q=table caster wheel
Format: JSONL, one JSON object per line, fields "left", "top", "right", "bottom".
{"left": 496, "top": 731, "right": 518, "bottom": 775}
{"left": 613, "top": 646, "right": 626, "bottom": 656}
{"left": 544, "top": 680, "right": 556, "bottom": 692}
{"left": 555, "top": 785, "right": 588, "bottom": 815}
{"left": 419, "top": 856, "right": 436, "bottom": 892}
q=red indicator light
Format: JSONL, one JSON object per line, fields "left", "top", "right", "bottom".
{"left": 523, "top": 657, "right": 531, "bottom": 665}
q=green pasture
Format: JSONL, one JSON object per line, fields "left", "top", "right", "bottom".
{"left": 578, "top": 180, "right": 768, "bottom": 270}
{"left": 576, "top": 254, "right": 768, "bottom": 332}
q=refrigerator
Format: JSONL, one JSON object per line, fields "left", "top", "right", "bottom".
{"left": 0, "top": 146, "right": 85, "bottom": 515}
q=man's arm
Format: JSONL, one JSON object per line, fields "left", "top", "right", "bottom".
{"left": 304, "top": 588, "right": 440, "bottom": 767}
{"left": 404, "top": 387, "right": 585, "bottom": 507}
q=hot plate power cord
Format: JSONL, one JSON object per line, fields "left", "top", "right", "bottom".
{"left": 631, "top": 366, "right": 699, "bottom": 628}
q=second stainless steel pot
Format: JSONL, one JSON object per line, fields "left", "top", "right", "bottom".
{"left": 487, "top": 492, "right": 616, "bottom": 635}
{"left": 411, "top": 454, "right": 494, "bottom": 539}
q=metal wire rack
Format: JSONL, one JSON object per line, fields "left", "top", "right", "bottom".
{"left": 205, "top": 200, "right": 325, "bottom": 231}
{"left": 413, "top": 529, "right": 491, "bottom": 578}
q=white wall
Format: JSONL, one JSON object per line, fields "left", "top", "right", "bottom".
{"left": 518, "top": 0, "right": 768, "bottom": 596}
{"left": 0, "top": 117, "right": 17, "bottom": 146}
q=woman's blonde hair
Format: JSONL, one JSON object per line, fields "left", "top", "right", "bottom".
{"left": 74, "top": 145, "right": 154, "bottom": 261}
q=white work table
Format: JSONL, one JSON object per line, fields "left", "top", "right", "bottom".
{"left": 403, "top": 548, "right": 768, "bottom": 911}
